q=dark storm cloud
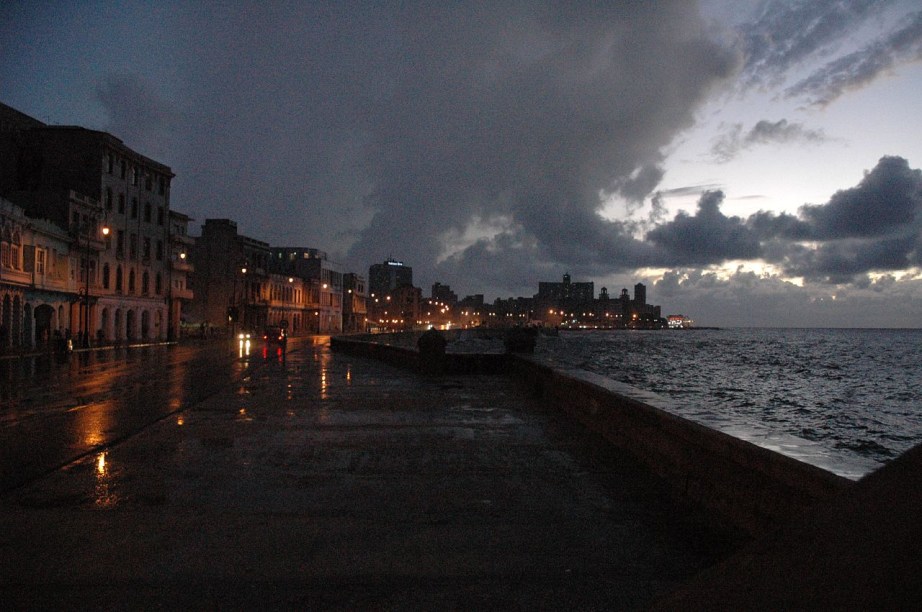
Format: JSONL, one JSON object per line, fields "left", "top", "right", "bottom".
{"left": 782, "top": 235, "right": 917, "bottom": 283}
{"left": 710, "top": 119, "right": 828, "bottom": 162}
{"left": 99, "top": 2, "right": 740, "bottom": 294}
{"left": 646, "top": 156, "right": 922, "bottom": 284}
{"left": 784, "top": 10, "right": 922, "bottom": 106}
{"left": 799, "top": 155, "right": 922, "bottom": 239}
{"left": 343, "top": 2, "right": 739, "bottom": 290}
{"left": 646, "top": 190, "right": 761, "bottom": 264}
{"left": 750, "top": 156, "right": 922, "bottom": 283}
{"left": 95, "top": 74, "right": 180, "bottom": 161}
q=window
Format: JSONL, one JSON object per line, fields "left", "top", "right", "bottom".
{"left": 157, "top": 207, "right": 164, "bottom": 226}
{"left": 102, "top": 263, "right": 110, "bottom": 289}
{"left": 143, "top": 237, "right": 151, "bottom": 260}
{"left": 144, "top": 202, "right": 151, "bottom": 223}
{"left": 131, "top": 197, "right": 138, "bottom": 219}
{"left": 10, "top": 232, "right": 20, "bottom": 269}
{"left": 128, "top": 269, "right": 136, "bottom": 293}
{"left": 130, "top": 233, "right": 138, "bottom": 260}
{"left": 116, "top": 230, "right": 125, "bottom": 257}
{"left": 158, "top": 176, "right": 165, "bottom": 195}
{"left": 145, "top": 174, "right": 152, "bottom": 191}
{"left": 36, "top": 248, "right": 46, "bottom": 275}
{"left": 118, "top": 193, "right": 125, "bottom": 214}
{"left": 115, "top": 266, "right": 123, "bottom": 292}
{"left": 142, "top": 271, "right": 149, "bottom": 295}
{"left": 106, "top": 153, "right": 113, "bottom": 174}
{"left": 105, "top": 187, "right": 113, "bottom": 210}
{"left": 156, "top": 272, "right": 162, "bottom": 294}
{"left": 156, "top": 240, "right": 163, "bottom": 261}
{"left": 120, "top": 160, "right": 126, "bottom": 179}
{"left": 0, "top": 242, "right": 9, "bottom": 268}
{"left": 131, "top": 167, "right": 138, "bottom": 186}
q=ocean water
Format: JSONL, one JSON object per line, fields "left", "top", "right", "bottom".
{"left": 533, "top": 328, "right": 922, "bottom": 479}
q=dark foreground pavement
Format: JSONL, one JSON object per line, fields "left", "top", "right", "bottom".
{"left": 0, "top": 337, "right": 738, "bottom": 610}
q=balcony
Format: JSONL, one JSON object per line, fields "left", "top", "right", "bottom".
{"left": 171, "top": 233, "right": 195, "bottom": 247}
{"left": 172, "top": 259, "right": 194, "bottom": 273}
{"left": 171, "top": 287, "right": 194, "bottom": 300}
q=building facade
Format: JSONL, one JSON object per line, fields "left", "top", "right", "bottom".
{"left": 342, "top": 273, "right": 368, "bottom": 333}
{"left": 1, "top": 197, "right": 75, "bottom": 349}
{"left": 187, "top": 219, "right": 271, "bottom": 334}
{"left": 0, "top": 103, "right": 192, "bottom": 345}
{"left": 270, "top": 248, "right": 343, "bottom": 335}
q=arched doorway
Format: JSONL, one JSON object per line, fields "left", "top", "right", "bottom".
{"left": 23, "top": 303, "right": 33, "bottom": 348}
{"left": 114, "top": 308, "right": 124, "bottom": 341}
{"left": 11, "top": 296, "right": 22, "bottom": 348}
{"left": 126, "top": 309, "right": 136, "bottom": 341}
{"left": 1, "top": 294, "right": 12, "bottom": 348}
{"left": 100, "top": 308, "right": 110, "bottom": 343}
{"left": 34, "top": 304, "right": 54, "bottom": 346}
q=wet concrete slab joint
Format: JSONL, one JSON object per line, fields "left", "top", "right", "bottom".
{"left": 0, "top": 338, "right": 738, "bottom": 608}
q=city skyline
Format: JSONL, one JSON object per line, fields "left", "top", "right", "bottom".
{"left": 3, "top": 1, "right": 921, "bottom": 327}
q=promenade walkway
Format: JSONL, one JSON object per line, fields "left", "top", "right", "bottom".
{"left": 0, "top": 337, "right": 737, "bottom": 609}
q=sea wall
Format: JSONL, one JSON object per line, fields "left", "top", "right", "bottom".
{"left": 509, "top": 357, "right": 852, "bottom": 536}
{"left": 331, "top": 332, "right": 852, "bottom": 536}
{"left": 330, "top": 333, "right": 508, "bottom": 375}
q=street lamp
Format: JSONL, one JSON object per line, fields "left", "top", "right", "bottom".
{"left": 240, "top": 266, "right": 248, "bottom": 330}
{"left": 82, "top": 220, "right": 109, "bottom": 348}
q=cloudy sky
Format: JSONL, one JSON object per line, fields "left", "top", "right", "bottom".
{"left": 3, "top": 1, "right": 922, "bottom": 327}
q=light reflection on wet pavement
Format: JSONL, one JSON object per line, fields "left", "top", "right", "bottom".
{"left": 0, "top": 336, "right": 739, "bottom": 609}
{"left": 0, "top": 339, "right": 263, "bottom": 492}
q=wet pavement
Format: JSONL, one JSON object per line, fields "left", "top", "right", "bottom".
{"left": 0, "top": 336, "right": 738, "bottom": 609}
{"left": 0, "top": 340, "right": 262, "bottom": 492}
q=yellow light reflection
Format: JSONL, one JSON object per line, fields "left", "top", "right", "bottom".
{"left": 94, "top": 452, "right": 118, "bottom": 508}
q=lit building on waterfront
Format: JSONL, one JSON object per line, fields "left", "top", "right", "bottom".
{"left": 342, "top": 273, "right": 368, "bottom": 333}
{"left": 270, "top": 247, "right": 344, "bottom": 334}
{"left": 0, "top": 102, "right": 192, "bottom": 345}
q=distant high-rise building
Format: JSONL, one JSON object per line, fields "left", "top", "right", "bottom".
{"left": 431, "top": 282, "right": 458, "bottom": 306}
{"left": 634, "top": 282, "right": 646, "bottom": 307}
{"left": 537, "top": 273, "right": 594, "bottom": 304}
{"left": 368, "top": 258, "right": 412, "bottom": 297}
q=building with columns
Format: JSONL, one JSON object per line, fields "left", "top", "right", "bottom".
{"left": 0, "top": 102, "right": 194, "bottom": 346}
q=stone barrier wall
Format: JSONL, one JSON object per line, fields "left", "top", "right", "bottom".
{"left": 509, "top": 357, "right": 851, "bottom": 536}
{"left": 330, "top": 334, "right": 508, "bottom": 375}
{"left": 331, "top": 332, "right": 852, "bottom": 536}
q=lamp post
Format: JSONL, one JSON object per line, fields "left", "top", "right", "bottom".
{"left": 240, "top": 266, "right": 248, "bottom": 330}
{"left": 82, "top": 219, "right": 109, "bottom": 348}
